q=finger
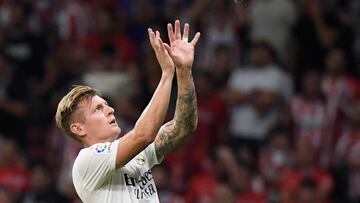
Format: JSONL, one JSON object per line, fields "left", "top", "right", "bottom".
{"left": 156, "top": 31, "right": 168, "bottom": 53}
{"left": 156, "top": 33, "right": 165, "bottom": 52}
{"left": 183, "top": 23, "right": 189, "bottom": 42}
{"left": 174, "top": 20, "right": 181, "bottom": 40}
{"left": 148, "top": 28, "right": 153, "bottom": 41}
{"left": 148, "top": 28, "right": 155, "bottom": 44}
{"left": 149, "top": 28, "right": 161, "bottom": 52}
{"left": 190, "top": 32, "right": 201, "bottom": 46}
{"left": 163, "top": 43, "right": 172, "bottom": 56}
{"left": 167, "top": 23, "right": 176, "bottom": 46}
{"left": 156, "top": 30, "right": 160, "bottom": 38}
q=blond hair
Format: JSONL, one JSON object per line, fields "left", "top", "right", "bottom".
{"left": 55, "top": 85, "right": 98, "bottom": 142}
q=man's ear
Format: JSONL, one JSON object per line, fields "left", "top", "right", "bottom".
{"left": 70, "top": 123, "right": 86, "bottom": 138}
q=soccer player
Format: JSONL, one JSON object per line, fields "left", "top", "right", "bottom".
{"left": 55, "top": 20, "right": 200, "bottom": 202}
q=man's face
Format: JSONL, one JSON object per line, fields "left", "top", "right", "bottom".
{"left": 250, "top": 47, "right": 270, "bottom": 66}
{"left": 325, "top": 49, "right": 345, "bottom": 74}
{"left": 77, "top": 95, "right": 121, "bottom": 142}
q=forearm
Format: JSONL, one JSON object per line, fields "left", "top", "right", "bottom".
{"left": 155, "top": 69, "right": 197, "bottom": 159}
{"left": 174, "top": 68, "right": 198, "bottom": 133}
{"left": 133, "top": 72, "right": 174, "bottom": 141}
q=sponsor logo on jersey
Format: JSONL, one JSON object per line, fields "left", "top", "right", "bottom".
{"left": 92, "top": 142, "right": 111, "bottom": 154}
{"left": 124, "top": 170, "right": 157, "bottom": 199}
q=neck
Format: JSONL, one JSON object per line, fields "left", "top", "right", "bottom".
{"left": 83, "top": 137, "right": 116, "bottom": 148}
{"left": 328, "top": 71, "right": 343, "bottom": 79}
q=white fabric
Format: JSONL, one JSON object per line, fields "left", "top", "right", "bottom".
{"left": 250, "top": 0, "right": 297, "bottom": 61}
{"left": 228, "top": 64, "right": 292, "bottom": 139}
{"left": 73, "top": 140, "right": 160, "bottom": 203}
{"left": 55, "top": 2, "right": 91, "bottom": 40}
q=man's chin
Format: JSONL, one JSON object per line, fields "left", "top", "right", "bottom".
{"left": 114, "top": 127, "right": 121, "bottom": 138}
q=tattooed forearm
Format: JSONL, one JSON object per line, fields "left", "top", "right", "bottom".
{"left": 155, "top": 86, "right": 197, "bottom": 161}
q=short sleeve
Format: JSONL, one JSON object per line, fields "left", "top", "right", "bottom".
{"left": 228, "top": 69, "right": 240, "bottom": 90}
{"left": 142, "top": 142, "right": 161, "bottom": 169}
{"left": 73, "top": 140, "right": 119, "bottom": 190}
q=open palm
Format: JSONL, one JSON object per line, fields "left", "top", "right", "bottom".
{"left": 164, "top": 20, "right": 201, "bottom": 70}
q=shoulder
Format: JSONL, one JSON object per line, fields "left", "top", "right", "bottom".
{"left": 228, "top": 67, "right": 252, "bottom": 84}
{"left": 74, "top": 141, "right": 118, "bottom": 167}
{"left": 77, "top": 142, "right": 114, "bottom": 159}
{"left": 90, "top": 142, "right": 114, "bottom": 155}
{"left": 72, "top": 140, "right": 120, "bottom": 190}
{"left": 72, "top": 148, "right": 90, "bottom": 176}
{"left": 230, "top": 66, "right": 251, "bottom": 76}
{"left": 265, "top": 65, "right": 286, "bottom": 76}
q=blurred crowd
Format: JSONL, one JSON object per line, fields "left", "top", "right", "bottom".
{"left": 0, "top": 0, "right": 359, "bottom": 202}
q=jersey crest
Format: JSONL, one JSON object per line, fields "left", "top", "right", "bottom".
{"left": 135, "top": 155, "right": 145, "bottom": 165}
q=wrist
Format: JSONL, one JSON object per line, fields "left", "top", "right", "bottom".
{"left": 176, "top": 68, "right": 192, "bottom": 77}
{"left": 176, "top": 64, "right": 192, "bottom": 70}
{"left": 161, "top": 71, "right": 174, "bottom": 79}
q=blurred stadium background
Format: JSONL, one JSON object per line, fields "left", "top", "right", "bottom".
{"left": 0, "top": 0, "right": 359, "bottom": 202}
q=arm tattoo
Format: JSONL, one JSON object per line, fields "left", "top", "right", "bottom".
{"left": 155, "top": 86, "right": 197, "bottom": 161}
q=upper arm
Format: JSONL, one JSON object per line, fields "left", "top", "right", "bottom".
{"left": 154, "top": 120, "right": 180, "bottom": 162}
{"left": 115, "top": 130, "right": 153, "bottom": 169}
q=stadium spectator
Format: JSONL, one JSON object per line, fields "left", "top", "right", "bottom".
{"left": 248, "top": 0, "right": 298, "bottom": 62}
{"left": 209, "top": 44, "right": 234, "bottom": 89}
{"left": 0, "top": 0, "right": 46, "bottom": 82}
{"left": 80, "top": 6, "right": 136, "bottom": 65}
{"left": 259, "top": 128, "right": 294, "bottom": 202}
{"left": 0, "top": 187, "right": 14, "bottom": 203}
{"left": 0, "top": 137, "right": 29, "bottom": 199}
{"left": 223, "top": 41, "right": 292, "bottom": 154}
{"left": 55, "top": 0, "right": 92, "bottom": 42}
{"left": 335, "top": 98, "right": 360, "bottom": 202}
{"left": 20, "top": 163, "right": 69, "bottom": 203}
{"left": 290, "top": 0, "right": 354, "bottom": 79}
{"left": 0, "top": 53, "right": 27, "bottom": 142}
{"left": 321, "top": 48, "right": 360, "bottom": 166}
{"left": 290, "top": 70, "right": 326, "bottom": 156}
{"left": 281, "top": 140, "right": 333, "bottom": 203}
{"left": 152, "top": 165, "right": 184, "bottom": 203}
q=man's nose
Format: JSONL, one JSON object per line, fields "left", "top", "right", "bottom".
{"left": 107, "top": 106, "right": 115, "bottom": 115}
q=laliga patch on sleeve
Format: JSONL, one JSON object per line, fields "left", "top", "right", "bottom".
{"left": 92, "top": 142, "right": 112, "bottom": 155}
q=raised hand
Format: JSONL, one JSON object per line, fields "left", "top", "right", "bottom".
{"left": 154, "top": 20, "right": 199, "bottom": 161}
{"left": 164, "top": 20, "right": 201, "bottom": 70}
{"left": 148, "top": 28, "right": 175, "bottom": 75}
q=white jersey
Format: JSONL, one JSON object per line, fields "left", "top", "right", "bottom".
{"left": 72, "top": 140, "right": 161, "bottom": 203}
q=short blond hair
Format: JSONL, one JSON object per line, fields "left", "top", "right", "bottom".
{"left": 55, "top": 85, "right": 98, "bottom": 142}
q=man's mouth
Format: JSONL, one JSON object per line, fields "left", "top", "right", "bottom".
{"left": 109, "top": 118, "right": 116, "bottom": 125}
